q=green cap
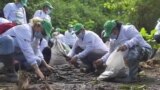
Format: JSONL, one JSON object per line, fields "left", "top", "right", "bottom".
{"left": 74, "top": 23, "right": 84, "bottom": 32}
{"left": 43, "top": 1, "right": 53, "bottom": 9}
{"left": 103, "top": 20, "right": 116, "bottom": 37}
{"left": 21, "top": 0, "right": 28, "bottom": 7}
{"left": 41, "top": 20, "right": 52, "bottom": 37}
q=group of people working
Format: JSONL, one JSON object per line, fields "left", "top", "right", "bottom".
{"left": 0, "top": 0, "right": 54, "bottom": 82}
{"left": 0, "top": 0, "right": 155, "bottom": 84}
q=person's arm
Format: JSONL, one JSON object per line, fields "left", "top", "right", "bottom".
{"left": 76, "top": 35, "right": 94, "bottom": 59}
{"left": 123, "top": 25, "right": 142, "bottom": 48}
{"left": 32, "top": 63, "right": 45, "bottom": 79}
{"left": 100, "top": 39, "right": 115, "bottom": 63}
{"left": 32, "top": 38, "right": 45, "bottom": 59}
{"left": 32, "top": 39, "right": 54, "bottom": 72}
{"left": 67, "top": 40, "right": 78, "bottom": 57}
{"left": 18, "top": 38, "right": 45, "bottom": 79}
{"left": 16, "top": 32, "right": 45, "bottom": 78}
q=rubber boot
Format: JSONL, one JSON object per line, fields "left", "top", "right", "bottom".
{"left": 0, "top": 54, "right": 18, "bottom": 83}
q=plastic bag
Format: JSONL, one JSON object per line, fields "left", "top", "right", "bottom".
{"left": 97, "top": 49, "right": 128, "bottom": 80}
{"left": 49, "top": 39, "right": 71, "bottom": 66}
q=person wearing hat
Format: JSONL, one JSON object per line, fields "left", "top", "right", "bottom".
{"left": 3, "top": 0, "right": 28, "bottom": 24}
{"left": 67, "top": 23, "right": 108, "bottom": 73}
{"left": 95, "top": 20, "right": 151, "bottom": 83}
{"left": 33, "top": 1, "right": 53, "bottom": 64}
{"left": 52, "top": 27, "right": 65, "bottom": 43}
{"left": 64, "top": 24, "right": 78, "bottom": 48}
{"left": 34, "top": 1, "right": 53, "bottom": 23}
{"left": 0, "top": 18, "right": 53, "bottom": 82}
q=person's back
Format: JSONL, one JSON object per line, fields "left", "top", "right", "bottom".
{"left": 64, "top": 30, "right": 77, "bottom": 47}
{"left": 77, "top": 30, "right": 107, "bottom": 51}
{"left": 114, "top": 25, "right": 151, "bottom": 49}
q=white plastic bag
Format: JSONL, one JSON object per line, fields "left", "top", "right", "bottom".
{"left": 49, "top": 39, "right": 71, "bottom": 66}
{"left": 97, "top": 49, "right": 127, "bottom": 80}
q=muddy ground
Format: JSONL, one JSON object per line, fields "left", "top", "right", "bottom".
{"left": 0, "top": 60, "right": 160, "bottom": 90}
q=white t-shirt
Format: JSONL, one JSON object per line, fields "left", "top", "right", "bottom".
{"left": 33, "top": 10, "right": 51, "bottom": 22}
{"left": 155, "top": 21, "right": 160, "bottom": 34}
{"left": 39, "top": 38, "right": 48, "bottom": 51}
{"left": 3, "top": 3, "right": 27, "bottom": 24}
{"left": 64, "top": 30, "right": 77, "bottom": 46}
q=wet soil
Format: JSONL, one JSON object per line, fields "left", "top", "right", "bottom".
{"left": 0, "top": 62, "right": 160, "bottom": 90}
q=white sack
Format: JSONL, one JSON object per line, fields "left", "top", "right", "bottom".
{"left": 97, "top": 49, "right": 127, "bottom": 80}
{"left": 49, "top": 39, "right": 70, "bottom": 66}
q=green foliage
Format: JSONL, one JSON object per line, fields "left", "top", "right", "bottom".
{"left": 135, "top": 0, "right": 160, "bottom": 30}
{"left": 103, "top": 0, "right": 137, "bottom": 23}
{"left": 140, "top": 28, "right": 160, "bottom": 49}
{"left": 1, "top": 0, "right": 160, "bottom": 35}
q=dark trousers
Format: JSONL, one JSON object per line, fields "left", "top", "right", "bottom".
{"left": 125, "top": 45, "right": 151, "bottom": 80}
{"left": 75, "top": 47, "right": 107, "bottom": 71}
{"left": 154, "top": 34, "right": 160, "bottom": 43}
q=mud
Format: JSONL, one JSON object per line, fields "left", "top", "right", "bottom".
{"left": 0, "top": 62, "right": 160, "bottom": 90}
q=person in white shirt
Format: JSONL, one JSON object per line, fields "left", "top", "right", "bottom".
{"left": 154, "top": 19, "right": 160, "bottom": 43}
{"left": 0, "top": 18, "right": 53, "bottom": 82}
{"left": 64, "top": 24, "right": 78, "bottom": 48}
{"left": 95, "top": 20, "right": 151, "bottom": 83}
{"left": 33, "top": 1, "right": 53, "bottom": 23}
{"left": 53, "top": 28, "right": 65, "bottom": 43}
{"left": 3, "top": 0, "right": 28, "bottom": 24}
{"left": 68, "top": 23, "right": 108, "bottom": 73}
{"left": 39, "top": 38, "right": 48, "bottom": 51}
{"left": 33, "top": 1, "right": 53, "bottom": 63}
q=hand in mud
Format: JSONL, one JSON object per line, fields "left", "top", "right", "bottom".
{"left": 32, "top": 64, "right": 45, "bottom": 80}
{"left": 93, "top": 59, "right": 103, "bottom": 68}
{"left": 70, "top": 56, "right": 78, "bottom": 66}
{"left": 117, "top": 45, "right": 127, "bottom": 51}
{"left": 36, "top": 68, "right": 45, "bottom": 80}
{"left": 66, "top": 56, "right": 71, "bottom": 61}
{"left": 46, "top": 64, "right": 54, "bottom": 72}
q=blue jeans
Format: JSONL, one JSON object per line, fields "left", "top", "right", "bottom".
{"left": 0, "top": 35, "right": 31, "bottom": 70}
{"left": 125, "top": 45, "right": 151, "bottom": 80}
{"left": 0, "top": 35, "right": 14, "bottom": 55}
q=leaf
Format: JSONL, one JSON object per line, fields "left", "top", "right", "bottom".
{"left": 140, "top": 27, "right": 148, "bottom": 37}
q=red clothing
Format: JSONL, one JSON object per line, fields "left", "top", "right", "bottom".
{"left": 0, "top": 23, "right": 16, "bottom": 34}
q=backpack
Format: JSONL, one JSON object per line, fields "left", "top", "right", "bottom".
{"left": 0, "top": 23, "right": 16, "bottom": 34}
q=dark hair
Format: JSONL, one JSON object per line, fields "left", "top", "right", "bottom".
{"left": 115, "top": 20, "right": 122, "bottom": 31}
